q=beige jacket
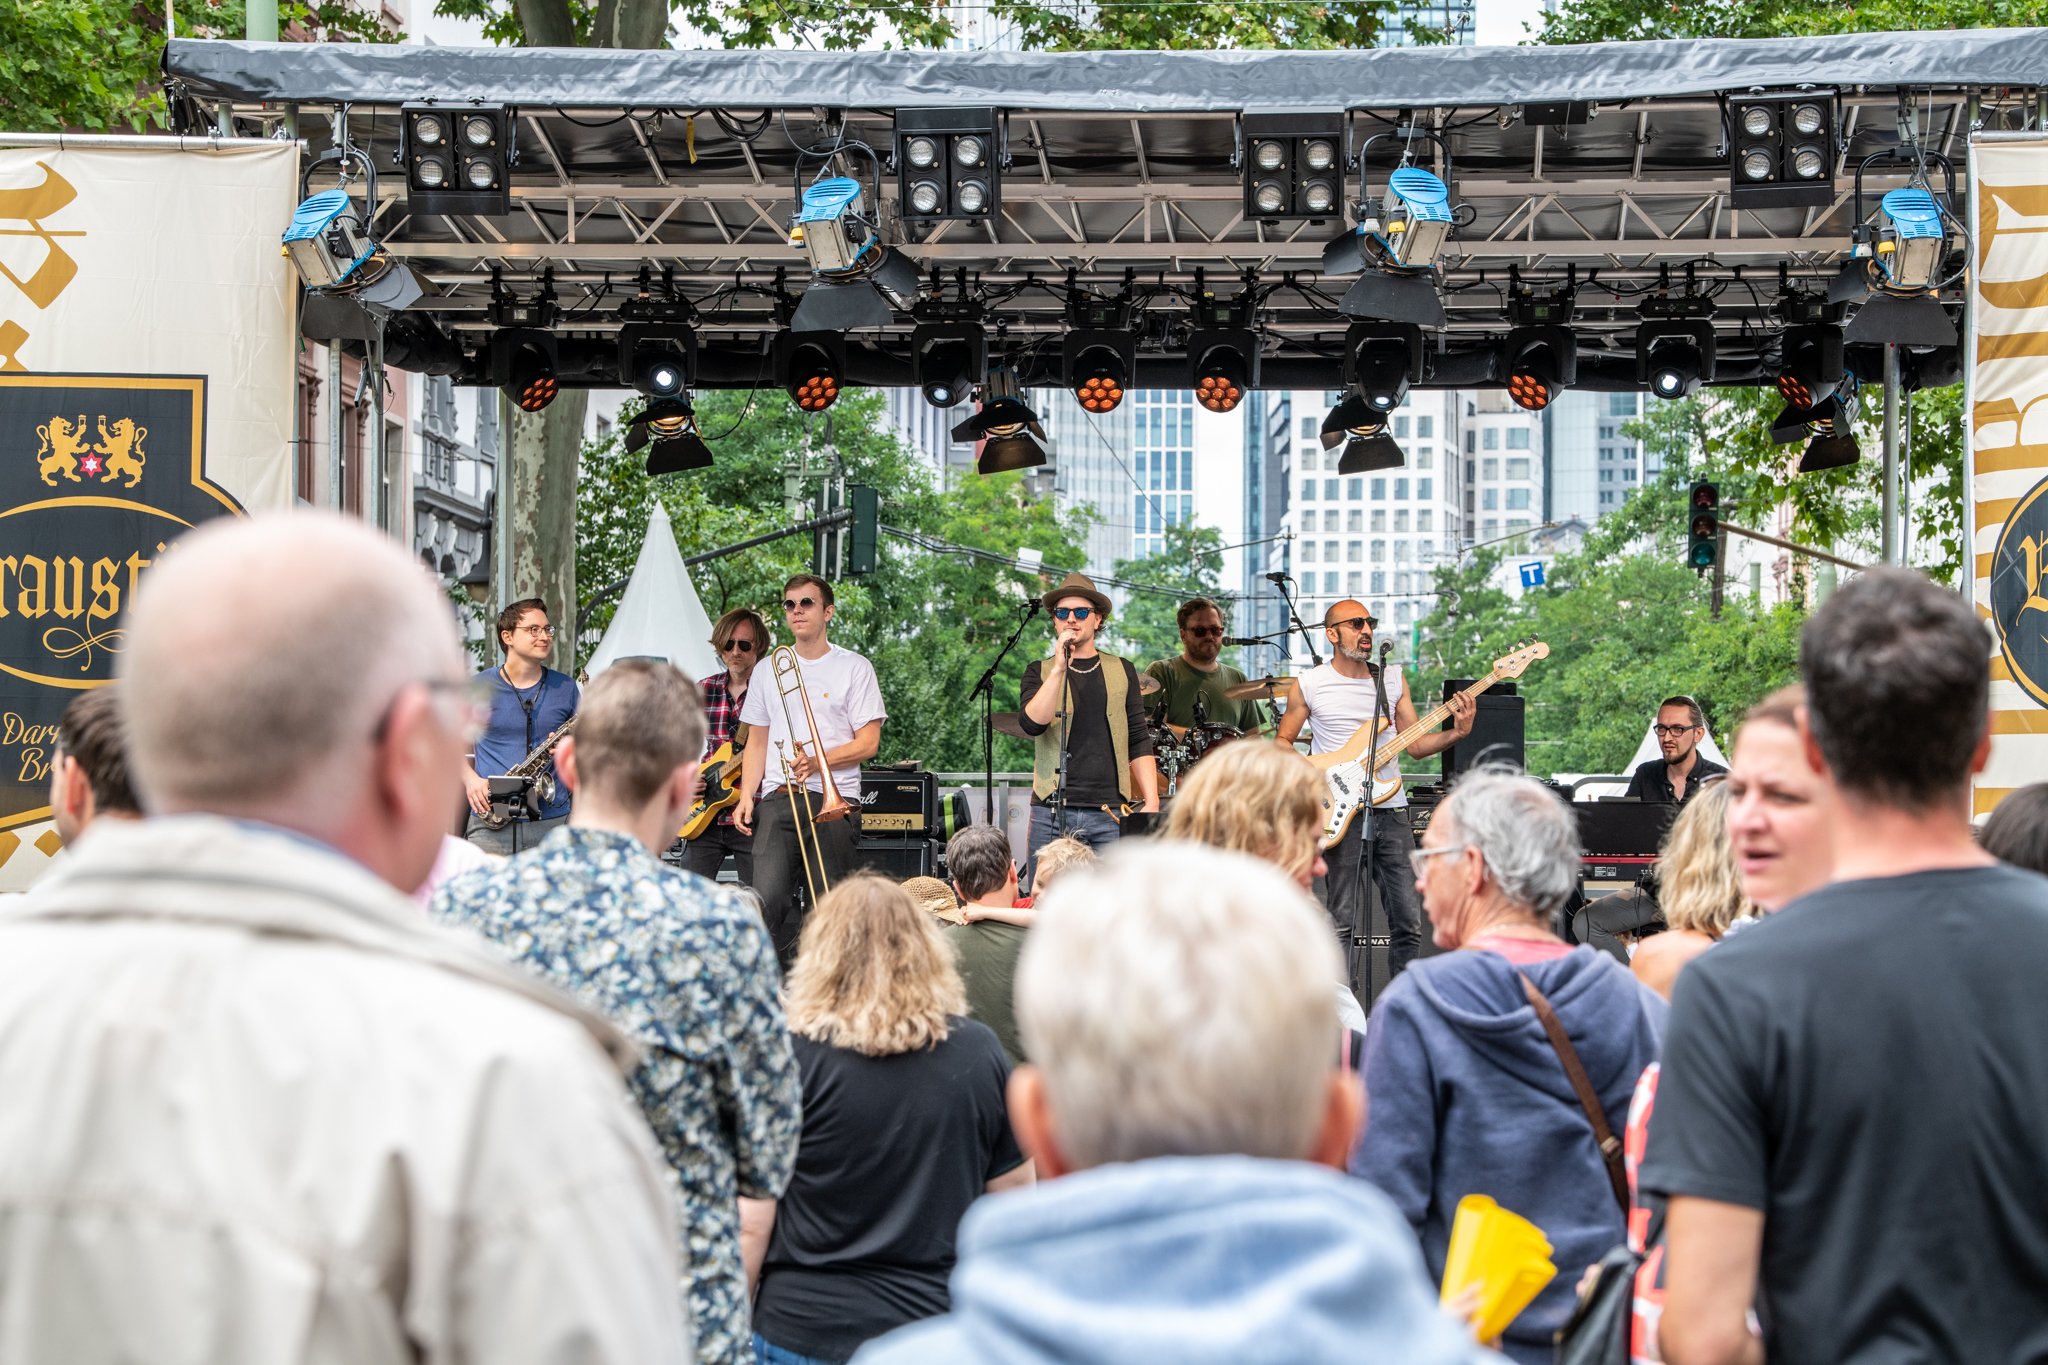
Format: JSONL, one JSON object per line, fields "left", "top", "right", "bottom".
{"left": 0, "top": 815, "right": 691, "bottom": 1365}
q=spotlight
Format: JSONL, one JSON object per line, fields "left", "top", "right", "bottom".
{"left": 1835, "top": 185, "right": 1959, "bottom": 348}
{"left": 913, "top": 321, "right": 985, "bottom": 408}
{"left": 626, "top": 396, "right": 714, "bottom": 474}
{"left": 1727, "top": 91, "right": 1836, "bottom": 210}
{"left": 951, "top": 367, "right": 1052, "bottom": 474}
{"left": 895, "top": 108, "right": 1001, "bottom": 223}
{"left": 1242, "top": 114, "right": 1344, "bottom": 223}
{"left": 402, "top": 103, "right": 510, "bottom": 217}
{"left": 282, "top": 188, "right": 378, "bottom": 291}
{"left": 618, "top": 324, "right": 696, "bottom": 400}
{"left": 1064, "top": 328, "right": 1133, "bottom": 415}
{"left": 1319, "top": 394, "right": 1404, "bottom": 474}
{"left": 492, "top": 329, "right": 559, "bottom": 413}
{"left": 1636, "top": 319, "right": 1716, "bottom": 401}
{"left": 1325, "top": 164, "right": 1453, "bottom": 329}
{"left": 789, "top": 176, "right": 920, "bottom": 332}
{"left": 1789, "top": 370, "right": 1862, "bottom": 472}
{"left": 1188, "top": 329, "right": 1258, "bottom": 414}
{"left": 1501, "top": 326, "right": 1576, "bottom": 411}
{"left": 779, "top": 331, "right": 845, "bottom": 413}
{"left": 1347, "top": 323, "right": 1423, "bottom": 413}
{"left": 1773, "top": 324, "right": 1845, "bottom": 428}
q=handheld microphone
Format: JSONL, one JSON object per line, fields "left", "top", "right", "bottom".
{"left": 1063, "top": 638, "right": 1075, "bottom": 658}
{"left": 1379, "top": 640, "right": 1395, "bottom": 660}
{"left": 1220, "top": 636, "right": 1265, "bottom": 647}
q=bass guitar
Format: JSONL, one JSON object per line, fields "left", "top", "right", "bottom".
{"left": 1312, "top": 638, "right": 1549, "bottom": 848}
{"left": 680, "top": 731, "right": 747, "bottom": 840}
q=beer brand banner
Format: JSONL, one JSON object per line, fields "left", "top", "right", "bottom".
{"left": 0, "top": 138, "right": 298, "bottom": 883}
{"left": 1970, "top": 135, "right": 2048, "bottom": 818}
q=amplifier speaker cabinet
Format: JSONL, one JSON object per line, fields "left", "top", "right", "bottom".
{"left": 1439, "top": 680, "right": 1525, "bottom": 780}
{"left": 851, "top": 836, "right": 940, "bottom": 882}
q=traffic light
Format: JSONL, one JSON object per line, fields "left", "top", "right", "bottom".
{"left": 1687, "top": 482, "right": 1721, "bottom": 574}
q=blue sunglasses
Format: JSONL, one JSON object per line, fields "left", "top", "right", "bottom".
{"left": 1053, "top": 606, "right": 1095, "bottom": 621}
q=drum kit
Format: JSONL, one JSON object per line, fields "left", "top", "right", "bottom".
{"left": 989, "top": 672, "right": 1296, "bottom": 797}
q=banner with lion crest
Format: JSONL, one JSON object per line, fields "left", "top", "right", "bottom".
{"left": 0, "top": 138, "right": 298, "bottom": 885}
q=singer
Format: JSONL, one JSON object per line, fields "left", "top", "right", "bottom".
{"left": 1274, "top": 599, "right": 1474, "bottom": 990}
{"left": 1143, "top": 597, "right": 1271, "bottom": 733}
{"left": 1017, "top": 572, "right": 1159, "bottom": 889}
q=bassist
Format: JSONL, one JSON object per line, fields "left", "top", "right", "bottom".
{"left": 1274, "top": 600, "right": 1473, "bottom": 985}
{"left": 680, "top": 607, "right": 768, "bottom": 885}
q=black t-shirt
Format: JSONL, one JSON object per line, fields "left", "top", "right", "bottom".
{"left": 752, "top": 1017, "right": 1025, "bottom": 1361}
{"left": 1641, "top": 864, "right": 2048, "bottom": 1364}
{"left": 1623, "top": 753, "right": 1726, "bottom": 803}
{"left": 1018, "top": 655, "right": 1155, "bottom": 807}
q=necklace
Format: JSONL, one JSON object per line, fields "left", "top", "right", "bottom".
{"left": 1067, "top": 654, "right": 1102, "bottom": 675}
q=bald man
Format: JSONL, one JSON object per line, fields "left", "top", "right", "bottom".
{"left": 0, "top": 514, "right": 690, "bottom": 1365}
{"left": 1276, "top": 600, "right": 1474, "bottom": 994}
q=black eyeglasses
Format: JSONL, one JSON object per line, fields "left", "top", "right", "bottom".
{"left": 721, "top": 638, "right": 758, "bottom": 653}
{"left": 1327, "top": 615, "right": 1378, "bottom": 632}
{"left": 1053, "top": 606, "right": 1095, "bottom": 621}
{"left": 1186, "top": 625, "right": 1224, "bottom": 638}
{"left": 1653, "top": 723, "right": 1700, "bottom": 737}
{"left": 783, "top": 596, "right": 820, "bottom": 611}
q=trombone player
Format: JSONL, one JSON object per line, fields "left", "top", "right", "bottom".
{"left": 735, "top": 573, "right": 887, "bottom": 965}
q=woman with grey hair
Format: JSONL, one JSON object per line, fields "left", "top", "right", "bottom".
{"left": 1349, "top": 768, "right": 1665, "bottom": 1364}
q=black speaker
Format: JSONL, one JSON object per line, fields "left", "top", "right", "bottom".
{"left": 851, "top": 837, "right": 939, "bottom": 881}
{"left": 1440, "top": 680, "right": 1524, "bottom": 780}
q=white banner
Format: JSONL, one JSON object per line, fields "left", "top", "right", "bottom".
{"left": 0, "top": 137, "right": 300, "bottom": 884}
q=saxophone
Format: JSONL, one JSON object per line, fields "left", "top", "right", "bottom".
{"left": 478, "top": 715, "right": 578, "bottom": 830}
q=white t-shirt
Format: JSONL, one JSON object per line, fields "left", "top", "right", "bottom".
{"left": 738, "top": 642, "right": 887, "bottom": 799}
{"left": 1297, "top": 662, "right": 1408, "bottom": 809}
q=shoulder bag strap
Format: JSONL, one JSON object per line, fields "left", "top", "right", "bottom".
{"left": 1518, "top": 971, "right": 1630, "bottom": 1214}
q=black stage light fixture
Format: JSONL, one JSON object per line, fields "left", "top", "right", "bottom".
{"left": 403, "top": 104, "right": 511, "bottom": 217}
{"left": 1188, "top": 329, "right": 1259, "bottom": 414}
{"left": 778, "top": 330, "right": 846, "bottom": 413}
{"left": 1502, "top": 325, "right": 1576, "bottom": 411}
{"left": 618, "top": 324, "right": 696, "bottom": 400}
{"left": 895, "top": 108, "right": 1001, "bottom": 224}
{"left": 1064, "top": 327, "right": 1134, "bottom": 415}
{"left": 951, "top": 367, "right": 1051, "bottom": 474}
{"left": 492, "top": 328, "right": 559, "bottom": 413}
{"left": 1319, "top": 393, "right": 1405, "bottom": 474}
{"left": 1797, "top": 426, "right": 1861, "bottom": 473}
{"left": 626, "top": 396, "right": 714, "bottom": 474}
{"left": 1346, "top": 322, "right": 1423, "bottom": 414}
{"left": 913, "top": 321, "right": 985, "bottom": 408}
{"left": 1728, "top": 90, "right": 1836, "bottom": 211}
{"left": 1636, "top": 319, "right": 1717, "bottom": 401}
{"left": 1243, "top": 114, "right": 1344, "bottom": 224}
{"left": 1777, "top": 323, "right": 1844, "bottom": 412}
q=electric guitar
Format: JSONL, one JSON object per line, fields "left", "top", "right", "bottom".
{"left": 1312, "top": 639, "right": 1550, "bottom": 849}
{"left": 680, "top": 730, "right": 748, "bottom": 840}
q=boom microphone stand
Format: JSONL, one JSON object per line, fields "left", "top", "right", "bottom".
{"left": 972, "top": 597, "right": 1041, "bottom": 822}
{"left": 1351, "top": 639, "right": 1396, "bottom": 1002}
{"left": 1267, "top": 572, "right": 1322, "bottom": 666}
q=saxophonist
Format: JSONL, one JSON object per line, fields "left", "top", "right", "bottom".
{"left": 463, "top": 597, "right": 581, "bottom": 854}
{"left": 734, "top": 574, "right": 886, "bottom": 964}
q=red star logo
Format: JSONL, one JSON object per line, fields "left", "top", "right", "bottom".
{"left": 78, "top": 452, "right": 105, "bottom": 478}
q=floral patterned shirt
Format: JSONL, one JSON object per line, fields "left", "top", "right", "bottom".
{"left": 431, "top": 826, "right": 800, "bottom": 1365}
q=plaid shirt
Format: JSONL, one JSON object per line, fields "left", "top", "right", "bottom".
{"left": 701, "top": 670, "right": 748, "bottom": 828}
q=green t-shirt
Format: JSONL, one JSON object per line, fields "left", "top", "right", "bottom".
{"left": 1142, "top": 656, "right": 1270, "bottom": 734}
{"left": 945, "top": 920, "right": 1030, "bottom": 1064}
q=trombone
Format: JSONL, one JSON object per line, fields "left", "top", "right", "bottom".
{"left": 772, "top": 644, "right": 850, "bottom": 909}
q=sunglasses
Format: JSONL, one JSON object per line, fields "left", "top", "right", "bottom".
{"left": 1327, "top": 615, "right": 1379, "bottom": 633}
{"left": 783, "top": 596, "right": 820, "bottom": 611}
{"left": 1186, "top": 625, "right": 1224, "bottom": 638}
{"left": 1053, "top": 606, "right": 1095, "bottom": 621}
{"left": 721, "top": 638, "right": 758, "bottom": 654}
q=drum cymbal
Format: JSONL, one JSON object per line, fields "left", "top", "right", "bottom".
{"left": 991, "top": 712, "right": 1031, "bottom": 740}
{"left": 1223, "top": 675, "right": 1290, "bottom": 701}
{"left": 1138, "top": 673, "right": 1162, "bottom": 697}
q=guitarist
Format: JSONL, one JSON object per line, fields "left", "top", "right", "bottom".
{"left": 463, "top": 597, "right": 580, "bottom": 855}
{"left": 680, "top": 607, "right": 769, "bottom": 884}
{"left": 1274, "top": 600, "right": 1474, "bottom": 986}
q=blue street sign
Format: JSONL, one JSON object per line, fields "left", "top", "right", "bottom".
{"left": 1518, "top": 561, "right": 1546, "bottom": 589}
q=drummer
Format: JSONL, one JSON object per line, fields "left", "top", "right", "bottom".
{"left": 1143, "top": 597, "right": 1271, "bottom": 735}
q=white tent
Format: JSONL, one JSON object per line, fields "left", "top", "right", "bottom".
{"left": 583, "top": 503, "right": 722, "bottom": 683}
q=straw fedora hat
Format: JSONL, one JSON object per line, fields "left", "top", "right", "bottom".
{"left": 1040, "top": 570, "right": 1112, "bottom": 618}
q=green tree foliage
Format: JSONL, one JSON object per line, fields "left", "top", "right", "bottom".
{"left": 576, "top": 387, "right": 1094, "bottom": 774}
{"left": 1105, "top": 522, "right": 1227, "bottom": 666}
{"left": 1537, "top": 0, "right": 2048, "bottom": 44}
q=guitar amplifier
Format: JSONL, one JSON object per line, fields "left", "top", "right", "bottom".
{"left": 858, "top": 768, "right": 938, "bottom": 836}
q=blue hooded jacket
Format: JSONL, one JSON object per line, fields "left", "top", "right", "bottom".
{"left": 1350, "top": 946, "right": 1665, "bottom": 1364}
{"left": 853, "top": 1155, "right": 1502, "bottom": 1365}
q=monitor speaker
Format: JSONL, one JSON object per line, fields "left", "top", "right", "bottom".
{"left": 1440, "top": 680, "right": 1524, "bottom": 780}
{"left": 851, "top": 837, "right": 939, "bottom": 881}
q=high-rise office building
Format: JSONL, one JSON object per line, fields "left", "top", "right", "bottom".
{"left": 1545, "top": 388, "right": 1649, "bottom": 524}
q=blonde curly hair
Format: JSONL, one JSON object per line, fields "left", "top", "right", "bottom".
{"left": 1657, "top": 781, "right": 1753, "bottom": 937}
{"left": 784, "top": 874, "right": 968, "bottom": 1055}
{"left": 1163, "top": 740, "right": 1326, "bottom": 885}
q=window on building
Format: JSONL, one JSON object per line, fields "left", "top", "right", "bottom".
{"left": 1372, "top": 539, "right": 1386, "bottom": 562}
{"left": 1481, "top": 458, "right": 1498, "bottom": 480}
{"left": 1608, "top": 393, "right": 1638, "bottom": 417}
{"left": 1418, "top": 478, "right": 1433, "bottom": 501}
{"left": 1371, "top": 510, "right": 1387, "bottom": 532}
{"left": 1324, "top": 479, "right": 1339, "bottom": 501}
{"left": 1371, "top": 571, "right": 1387, "bottom": 593}
{"left": 1300, "top": 416, "right": 1319, "bottom": 441}
{"left": 1302, "top": 479, "right": 1317, "bottom": 501}
{"left": 1301, "top": 542, "right": 1316, "bottom": 562}
{"left": 1347, "top": 510, "right": 1363, "bottom": 532}
{"left": 1347, "top": 540, "right": 1363, "bottom": 562}
{"left": 1622, "top": 467, "right": 1637, "bottom": 482}
{"left": 1417, "top": 415, "right": 1434, "bottom": 438}
{"left": 1483, "top": 428, "right": 1500, "bottom": 450}
{"left": 1394, "top": 416, "right": 1410, "bottom": 438}
{"left": 1347, "top": 572, "right": 1363, "bottom": 594}
{"left": 1465, "top": 430, "right": 1476, "bottom": 453}
{"left": 1482, "top": 518, "right": 1499, "bottom": 538}
{"left": 1482, "top": 488, "right": 1499, "bottom": 510}
{"left": 1507, "top": 428, "right": 1531, "bottom": 450}
{"left": 1347, "top": 478, "right": 1363, "bottom": 498}
{"left": 1599, "top": 424, "right": 1616, "bottom": 440}
{"left": 1600, "top": 491, "right": 1614, "bottom": 507}
{"left": 1507, "top": 488, "right": 1531, "bottom": 510}
{"left": 1393, "top": 478, "right": 1408, "bottom": 500}
{"left": 1300, "top": 448, "right": 1317, "bottom": 471}
{"left": 1508, "top": 518, "right": 1532, "bottom": 533}
{"left": 1324, "top": 571, "right": 1340, "bottom": 593}
{"left": 1416, "top": 448, "right": 1433, "bottom": 470}
{"left": 1324, "top": 510, "right": 1341, "bottom": 532}
{"left": 1419, "top": 509, "right": 1433, "bottom": 532}
{"left": 1397, "top": 541, "right": 1412, "bottom": 562}
{"left": 1371, "top": 478, "right": 1386, "bottom": 499}
{"left": 1507, "top": 457, "right": 1531, "bottom": 480}
{"left": 1394, "top": 510, "right": 1410, "bottom": 532}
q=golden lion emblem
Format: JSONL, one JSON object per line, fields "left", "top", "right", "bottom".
{"left": 94, "top": 415, "right": 146, "bottom": 488}
{"left": 35, "top": 414, "right": 90, "bottom": 486}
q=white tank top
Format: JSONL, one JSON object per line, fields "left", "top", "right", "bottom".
{"left": 1298, "top": 662, "right": 1408, "bottom": 808}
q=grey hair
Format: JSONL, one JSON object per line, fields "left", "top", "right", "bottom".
{"left": 1017, "top": 842, "right": 1342, "bottom": 1170}
{"left": 1436, "top": 765, "right": 1580, "bottom": 917}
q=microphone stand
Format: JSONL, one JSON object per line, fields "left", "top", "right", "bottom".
{"left": 972, "top": 597, "right": 1041, "bottom": 823}
{"left": 1270, "top": 576, "right": 1322, "bottom": 667}
{"left": 1352, "top": 640, "right": 1396, "bottom": 1002}
{"left": 1052, "top": 639, "right": 1074, "bottom": 830}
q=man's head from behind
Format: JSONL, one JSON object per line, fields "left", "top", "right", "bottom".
{"left": 555, "top": 659, "right": 705, "bottom": 836}
{"left": 122, "top": 513, "right": 468, "bottom": 893}
{"left": 1010, "top": 842, "right": 1356, "bottom": 1177}
{"left": 52, "top": 685, "right": 141, "bottom": 844}
{"left": 1800, "top": 566, "right": 1991, "bottom": 812}
{"left": 947, "top": 823, "right": 1017, "bottom": 906}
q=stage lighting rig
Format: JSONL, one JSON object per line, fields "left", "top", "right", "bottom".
{"left": 401, "top": 103, "right": 512, "bottom": 217}
{"left": 789, "top": 170, "right": 921, "bottom": 333}
{"left": 1319, "top": 397, "right": 1405, "bottom": 475}
{"left": 1188, "top": 330, "right": 1257, "bottom": 414}
{"left": 912, "top": 315, "right": 986, "bottom": 409}
{"left": 1323, "top": 133, "right": 1455, "bottom": 330}
{"left": 1727, "top": 90, "right": 1836, "bottom": 210}
{"left": 952, "top": 366, "right": 1052, "bottom": 474}
{"left": 779, "top": 331, "right": 846, "bottom": 413}
{"left": 895, "top": 108, "right": 1001, "bottom": 224}
{"left": 492, "top": 329, "right": 560, "bottom": 413}
{"left": 1317, "top": 324, "right": 1421, "bottom": 474}
{"left": 626, "top": 397, "right": 714, "bottom": 475}
{"left": 282, "top": 149, "right": 431, "bottom": 317}
{"left": 1773, "top": 323, "right": 1846, "bottom": 426}
{"left": 1500, "top": 278, "right": 1576, "bottom": 411}
{"left": 1831, "top": 153, "right": 1962, "bottom": 348}
{"left": 1242, "top": 114, "right": 1343, "bottom": 223}
{"left": 618, "top": 324, "right": 696, "bottom": 400}
{"left": 1635, "top": 293, "right": 1717, "bottom": 401}
{"left": 1063, "top": 294, "right": 1135, "bottom": 416}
